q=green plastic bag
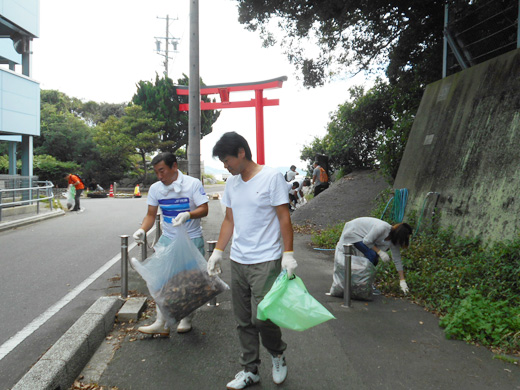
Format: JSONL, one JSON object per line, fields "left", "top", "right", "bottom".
{"left": 257, "top": 270, "right": 335, "bottom": 331}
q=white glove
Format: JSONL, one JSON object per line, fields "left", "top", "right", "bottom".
{"left": 282, "top": 251, "right": 298, "bottom": 277}
{"left": 172, "top": 211, "right": 191, "bottom": 227}
{"left": 378, "top": 250, "right": 390, "bottom": 262}
{"left": 207, "top": 249, "right": 223, "bottom": 276}
{"left": 400, "top": 279, "right": 409, "bottom": 294}
{"left": 133, "top": 228, "right": 146, "bottom": 245}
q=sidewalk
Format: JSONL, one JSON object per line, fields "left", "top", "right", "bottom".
{"left": 0, "top": 206, "right": 64, "bottom": 232}
{"left": 13, "top": 198, "right": 520, "bottom": 390}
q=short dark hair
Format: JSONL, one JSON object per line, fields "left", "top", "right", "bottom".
{"left": 290, "top": 165, "right": 296, "bottom": 170}
{"left": 387, "top": 223, "right": 413, "bottom": 248}
{"left": 292, "top": 182, "right": 300, "bottom": 188}
{"left": 212, "top": 132, "right": 252, "bottom": 161}
{"left": 151, "top": 152, "right": 177, "bottom": 168}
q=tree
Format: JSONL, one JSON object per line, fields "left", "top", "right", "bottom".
{"left": 132, "top": 74, "right": 221, "bottom": 153}
{"left": 92, "top": 116, "right": 135, "bottom": 185}
{"left": 36, "top": 102, "right": 97, "bottom": 166}
{"left": 237, "top": 0, "right": 447, "bottom": 88}
{"left": 120, "top": 105, "right": 164, "bottom": 183}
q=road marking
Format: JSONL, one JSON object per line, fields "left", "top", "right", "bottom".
{"left": 0, "top": 238, "right": 142, "bottom": 361}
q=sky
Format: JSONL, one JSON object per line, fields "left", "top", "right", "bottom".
{"left": 31, "top": 0, "right": 374, "bottom": 172}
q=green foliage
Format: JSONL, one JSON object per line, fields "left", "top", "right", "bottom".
{"left": 237, "top": 1, "right": 446, "bottom": 88}
{"left": 119, "top": 104, "right": 164, "bottom": 183}
{"left": 33, "top": 155, "right": 79, "bottom": 185}
{"left": 299, "top": 80, "right": 413, "bottom": 180}
{"left": 376, "top": 228, "right": 520, "bottom": 353}
{"left": 439, "top": 289, "right": 520, "bottom": 350}
{"left": 0, "top": 154, "right": 79, "bottom": 184}
{"left": 37, "top": 102, "right": 97, "bottom": 165}
{"left": 132, "top": 74, "right": 220, "bottom": 153}
{"left": 92, "top": 116, "right": 135, "bottom": 185}
{"left": 311, "top": 222, "right": 343, "bottom": 249}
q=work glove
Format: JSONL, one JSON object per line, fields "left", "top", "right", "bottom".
{"left": 172, "top": 211, "right": 191, "bottom": 227}
{"left": 378, "top": 250, "right": 390, "bottom": 262}
{"left": 133, "top": 228, "right": 146, "bottom": 245}
{"left": 282, "top": 251, "right": 298, "bottom": 277}
{"left": 207, "top": 249, "right": 223, "bottom": 276}
{"left": 400, "top": 279, "right": 409, "bottom": 294}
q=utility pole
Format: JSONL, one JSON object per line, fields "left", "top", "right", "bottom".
{"left": 155, "top": 15, "right": 180, "bottom": 77}
{"left": 188, "top": 0, "right": 201, "bottom": 180}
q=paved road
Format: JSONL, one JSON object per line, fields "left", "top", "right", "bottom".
{"left": 0, "top": 196, "right": 149, "bottom": 389}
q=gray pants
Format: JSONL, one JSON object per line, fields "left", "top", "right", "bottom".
{"left": 231, "top": 259, "right": 287, "bottom": 371}
{"left": 72, "top": 188, "right": 83, "bottom": 211}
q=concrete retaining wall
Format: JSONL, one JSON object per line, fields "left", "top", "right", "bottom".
{"left": 394, "top": 48, "right": 520, "bottom": 243}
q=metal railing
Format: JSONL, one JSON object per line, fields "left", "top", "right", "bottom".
{"left": 0, "top": 177, "right": 55, "bottom": 222}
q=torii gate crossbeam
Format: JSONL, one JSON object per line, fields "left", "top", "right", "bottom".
{"left": 176, "top": 76, "right": 287, "bottom": 165}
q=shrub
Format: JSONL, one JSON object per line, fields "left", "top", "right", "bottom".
{"left": 376, "top": 228, "right": 520, "bottom": 353}
{"left": 439, "top": 289, "right": 520, "bottom": 351}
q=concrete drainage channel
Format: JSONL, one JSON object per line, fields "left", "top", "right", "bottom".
{"left": 12, "top": 296, "right": 147, "bottom": 390}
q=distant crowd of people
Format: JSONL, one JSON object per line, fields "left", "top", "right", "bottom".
{"left": 283, "top": 161, "right": 330, "bottom": 211}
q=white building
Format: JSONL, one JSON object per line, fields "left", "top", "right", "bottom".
{"left": 0, "top": 0, "right": 40, "bottom": 176}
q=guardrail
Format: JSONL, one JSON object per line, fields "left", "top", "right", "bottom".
{"left": 0, "top": 180, "right": 55, "bottom": 222}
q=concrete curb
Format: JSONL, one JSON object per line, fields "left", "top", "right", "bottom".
{"left": 0, "top": 209, "right": 65, "bottom": 232}
{"left": 12, "top": 296, "right": 124, "bottom": 390}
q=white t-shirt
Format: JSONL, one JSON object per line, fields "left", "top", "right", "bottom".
{"left": 222, "top": 166, "right": 289, "bottom": 264}
{"left": 289, "top": 178, "right": 304, "bottom": 196}
{"left": 285, "top": 170, "right": 297, "bottom": 181}
{"left": 147, "top": 171, "right": 209, "bottom": 240}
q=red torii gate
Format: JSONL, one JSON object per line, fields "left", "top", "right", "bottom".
{"left": 176, "top": 76, "right": 287, "bottom": 165}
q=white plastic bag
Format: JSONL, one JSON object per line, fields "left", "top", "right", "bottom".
{"left": 329, "top": 246, "right": 377, "bottom": 301}
{"left": 132, "top": 227, "right": 229, "bottom": 325}
{"left": 66, "top": 186, "right": 76, "bottom": 210}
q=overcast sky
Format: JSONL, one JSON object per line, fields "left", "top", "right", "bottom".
{"left": 31, "top": 0, "right": 373, "bottom": 171}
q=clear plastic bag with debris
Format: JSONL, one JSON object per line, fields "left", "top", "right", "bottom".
{"left": 132, "top": 227, "right": 229, "bottom": 325}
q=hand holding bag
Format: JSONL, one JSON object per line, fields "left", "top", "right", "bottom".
{"left": 132, "top": 227, "right": 229, "bottom": 325}
{"left": 257, "top": 270, "right": 335, "bottom": 331}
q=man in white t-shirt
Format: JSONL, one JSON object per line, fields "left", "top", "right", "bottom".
{"left": 284, "top": 165, "right": 297, "bottom": 182}
{"left": 289, "top": 178, "right": 304, "bottom": 206}
{"left": 132, "top": 152, "right": 209, "bottom": 335}
{"left": 207, "top": 132, "right": 298, "bottom": 390}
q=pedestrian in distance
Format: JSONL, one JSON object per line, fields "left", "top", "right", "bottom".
{"left": 207, "top": 131, "right": 298, "bottom": 390}
{"left": 284, "top": 165, "right": 297, "bottom": 182}
{"left": 311, "top": 161, "right": 329, "bottom": 196}
{"left": 63, "top": 173, "right": 85, "bottom": 212}
{"left": 132, "top": 152, "right": 209, "bottom": 335}
{"left": 336, "top": 217, "right": 412, "bottom": 294}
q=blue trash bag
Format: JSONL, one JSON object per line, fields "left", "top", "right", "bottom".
{"left": 257, "top": 270, "right": 335, "bottom": 331}
{"left": 132, "top": 227, "right": 229, "bottom": 324}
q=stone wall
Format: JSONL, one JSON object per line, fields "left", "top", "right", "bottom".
{"left": 394, "top": 48, "right": 520, "bottom": 243}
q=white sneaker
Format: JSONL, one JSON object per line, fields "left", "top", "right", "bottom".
{"left": 176, "top": 317, "right": 192, "bottom": 333}
{"left": 226, "top": 370, "right": 260, "bottom": 390}
{"left": 271, "top": 355, "right": 287, "bottom": 384}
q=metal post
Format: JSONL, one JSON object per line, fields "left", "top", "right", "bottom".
{"left": 49, "top": 184, "right": 53, "bottom": 211}
{"left": 207, "top": 240, "right": 218, "bottom": 306}
{"left": 141, "top": 231, "right": 148, "bottom": 261}
{"left": 342, "top": 244, "right": 354, "bottom": 308}
{"left": 155, "top": 214, "right": 161, "bottom": 243}
{"left": 120, "top": 235, "right": 129, "bottom": 299}
{"left": 188, "top": 0, "right": 201, "bottom": 180}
